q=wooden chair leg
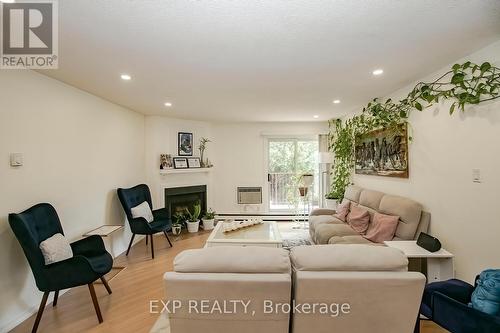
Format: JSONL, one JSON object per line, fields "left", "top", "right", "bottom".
{"left": 164, "top": 231, "right": 173, "bottom": 247}
{"left": 150, "top": 234, "right": 155, "bottom": 259}
{"left": 100, "top": 276, "right": 112, "bottom": 295}
{"left": 32, "top": 292, "right": 49, "bottom": 333}
{"left": 146, "top": 234, "right": 148, "bottom": 245}
{"left": 126, "top": 234, "right": 135, "bottom": 256}
{"left": 53, "top": 290, "right": 59, "bottom": 307}
{"left": 88, "top": 283, "right": 103, "bottom": 323}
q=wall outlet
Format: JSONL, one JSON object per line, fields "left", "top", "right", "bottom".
{"left": 10, "top": 153, "right": 23, "bottom": 167}
{"left": 472, "top": 168, "right": 481, "bottom": 183}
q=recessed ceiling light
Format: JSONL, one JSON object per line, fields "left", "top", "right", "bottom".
{"left": 313, "top": 115, "right": 319, "bottom": 119}
{"left": 164, "top": 102, "right": 173, "bottom": 107}
{"left": 120, "top": 74, "right": 131, "bottom": 81}
{"left": 333, "top": 99, "right": 341, "bottom": 104}
{"left": 372, "top": 69, "right": 384, "bottom": 76}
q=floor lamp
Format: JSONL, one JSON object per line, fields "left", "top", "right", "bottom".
{"left": 318, "top": 152, "right": 334, "bottom": 208}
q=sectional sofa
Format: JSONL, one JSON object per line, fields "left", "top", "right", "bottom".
{"left": 163, "top": 245, "right": 425, "bottom": 333}
{"left": 309, "top": 185, "right": 431, "bottom": 245}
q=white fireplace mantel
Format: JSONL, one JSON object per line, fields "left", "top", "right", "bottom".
{"left": 159, "top": 167, "right": 213, "bottom": 175}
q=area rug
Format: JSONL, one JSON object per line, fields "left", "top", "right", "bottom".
{"left": 278, "top": 223, "right": 312, "bottom": 250}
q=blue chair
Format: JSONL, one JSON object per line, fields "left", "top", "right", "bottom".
{"left": 417, "top": 278, "right": 500, "bottom": 333}
{"left": 9, "top": 203, "right": 113, "bottom": 333}
{"left": 117, "top": 184, "right": 173, "bottom": 259}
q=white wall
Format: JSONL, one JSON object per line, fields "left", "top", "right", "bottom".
{"left": 0, "top": 71, "right": 145, "bottom": 332}
{"left": 352, "top": 40, "right": 500, "bottom": 282}
{"left": 211, "top": 122, "right": 329, "bottom": 213}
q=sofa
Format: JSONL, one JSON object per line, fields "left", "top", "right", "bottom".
{"left": 163, "top": 244, "right": 425, "bottom": 333}
{"left": 309, "top": 185, "right": 430, "bottom": 245}
{"left": 163, "top": 246, "right": 292, "bottom": 333}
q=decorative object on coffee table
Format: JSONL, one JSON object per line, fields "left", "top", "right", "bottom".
{"left": 206, "top": 220, "right": 282, "bottom": 248}
{"left": 173, "top": 157, "right": 188, "bottom": 169}
{"left": 221, "top": 218, "right": 264, "bottom": 233}
{"left": 178, "top": 132, "right": 193, "bottom": 156}
{"left": 187, "top": 157, "right": 201, "bottom": 168}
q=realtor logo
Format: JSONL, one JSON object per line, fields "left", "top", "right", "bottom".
{"left": 1, "top": 0, "right": 58, "bottom": 69}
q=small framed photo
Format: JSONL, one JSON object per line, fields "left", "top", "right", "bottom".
{"left": 173, "top": 157, "right": 188, "bottom": 169}
{"left": 160, "top": 154, "right": 173, "bottom": 169}
{"left": 187, "top": 157, "right": 201, "bottom": 168}
{"left": 178, "top": 132, "right": 193, "bottom": 156}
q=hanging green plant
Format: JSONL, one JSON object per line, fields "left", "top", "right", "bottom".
{"left": 327, "top": 61, "right": 500, "bottom": 200}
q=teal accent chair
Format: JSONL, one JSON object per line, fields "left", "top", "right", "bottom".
{"left": 117, "top": 184, "right": 173, "bottom": 259}
{"left": 9, "top": 203, "right": 113, "bottom": 333}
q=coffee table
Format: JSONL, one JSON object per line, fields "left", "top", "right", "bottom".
{"left": 206, "top": 221, "right": 283, "bottom": 248}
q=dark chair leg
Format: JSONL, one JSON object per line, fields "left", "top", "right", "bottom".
{"left": 414, "top": 314, "right": 421, "bottom": 333}
{"left": 100, "top": 277, "right": 112, "bottom": 295}
{"left": 164, "top": 231, "right": 173, "bottom": 247}
{"left": 150, "top": 234, "right": 155, "bottom": 259}
{"left": 32, "top": 292, "right": 49, "bottom": 333}
{"left": 126, "top": 234, "right": 135, "bottom": 256}
{"left": 53, "top": 290, "right": 59, "bottom": 307}
{"left": 146, "top": 234, "right": 148, "bottom": 245}
{"left": 88, "top": 283, "right": 103, "bottom": 323}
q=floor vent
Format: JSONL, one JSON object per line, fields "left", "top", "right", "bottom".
{"left": 237, "top": 187, "right": 262, "bottom": 204}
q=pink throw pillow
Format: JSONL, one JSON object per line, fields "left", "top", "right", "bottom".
{"left": 334, "top": 200, "right": 351, "bottom": 222}
{"left": 364, "top": 212, "right": 400, "bottom": 243}
{"left": 346, "top": 206, "right": 370, "bottom": 234}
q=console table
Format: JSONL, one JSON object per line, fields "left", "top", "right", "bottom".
{"left": 384, "top": 240, "right": 454, "bottom": 282}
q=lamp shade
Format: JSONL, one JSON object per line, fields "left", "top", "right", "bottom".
{"left": 318, "top": 152, "right": 334, "bottom": 164}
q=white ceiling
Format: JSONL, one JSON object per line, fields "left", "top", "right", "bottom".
{"left": 40, "top": 0, "right": 500, "bottom": 122}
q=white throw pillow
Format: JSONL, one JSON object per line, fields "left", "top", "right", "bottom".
{"left": 39, "top": 233, "right": 73, "bottom": 265}
{"left": 131, "top": 201, "right": 154, "bottom": 223}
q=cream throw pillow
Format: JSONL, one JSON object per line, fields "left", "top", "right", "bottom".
{"left": 131, "top": 201, "right": 154, "bottom": 223}
{"left": 39, "top": 233, "right": 73, "bottom": 265}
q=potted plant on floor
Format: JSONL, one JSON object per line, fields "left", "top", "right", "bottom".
{"left": 171, "top": 212, "right": 184, "bottom": 236}
{"left": 185, "top": 203, "right": 201, "bottom": 233}
{"left": 202, "top": 208, "right": 216, "bottom": 230}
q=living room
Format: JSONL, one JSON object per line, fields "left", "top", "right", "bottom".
{"left": 1, "top": 1, "right": 500, "bottom": 333}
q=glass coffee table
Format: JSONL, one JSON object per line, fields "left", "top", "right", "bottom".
{"left": 206, "top": 221, "right": 283, "bottom": 248}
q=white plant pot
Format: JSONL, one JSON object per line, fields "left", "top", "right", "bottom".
{"left": 325, "top": 199, "right": 338, "bottom": 210}
{"left": 202, "top": 219, "right": 215, "bottom": 230}
{"left": 187, "top": 220, "right": 200, "bottom": 233}
{"left": 172, "top": 225, "right": 182, "bottom": 235}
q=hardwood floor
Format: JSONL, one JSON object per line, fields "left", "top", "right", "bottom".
{"left": 10, "top": 228, "right": 448, "bottom": 333}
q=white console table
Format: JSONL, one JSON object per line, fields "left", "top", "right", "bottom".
{"left": 384, "top": 240, "right": 454, "bottom": 282}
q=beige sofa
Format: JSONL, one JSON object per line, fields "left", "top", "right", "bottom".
{"left": 310, "top": 185, "right": 430, "bottom": 245}
{"left": 290, "top": 244, "right": 426, "bottom": 333}
{"left": 163, "top": 246, "right": 291, "bottom": 333}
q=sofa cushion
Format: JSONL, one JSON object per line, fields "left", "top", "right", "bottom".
{"left": 314, "top": 223, "right": 359, "bottom": 244}
{"left": 358, "top": 189, "right": 385, "bottom": 210}
{"left": 344, "top": 185, "right": 362, "bottom": 203}
{"left": 131, "top": 201, "right": 154, "bottom": 223}
{"left": 39, "top": 233, "right": 73, "bottom": 265}
{"left": 364, "top": 212, "right": 399, "bottom": 243}
{"left": 347, "top": 205, "right": 370, "bottom": 234}
{"left": 333, "top": 200, "right": 350, "bottom": 222}
{"left": 379, "top": 195, "right": 422, "bottom": 239}
{"left": 174, "top": 246, "right": 291, "bottom": 274}
{"left": 290, "top": 244, "right": 408, "bottom": 272}
{"left": 328, "top": 235, "right": 375, "bottom": 245}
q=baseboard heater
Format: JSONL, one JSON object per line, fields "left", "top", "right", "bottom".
{"left": 237, "top": 187, "right": 262, "bottom": 204}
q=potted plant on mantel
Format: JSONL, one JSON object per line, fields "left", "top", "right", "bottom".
{"left": 185, "top": 203, "right": 201, "bottom": 233}
{"left": 202, "top": 208, "right": 216, "bottom": 230}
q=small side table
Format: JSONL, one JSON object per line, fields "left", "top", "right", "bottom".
{"left": 384, "top": 240, "right": 454, "bottom": 283}
{"left": 83, "top": 225, "right": 126, "bottom": 282}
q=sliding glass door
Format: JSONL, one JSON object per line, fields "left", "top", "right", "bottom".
{"left": 267, "top": 137, "right": 319, "bottom": 213}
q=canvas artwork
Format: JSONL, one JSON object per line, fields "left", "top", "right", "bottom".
{"left": 355, "top": 124, "right": 409, "bottom": 178}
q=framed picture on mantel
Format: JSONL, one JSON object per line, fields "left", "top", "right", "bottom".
{"left": 178, "top": 132, "right": 193, "bottom": 156}
{"left": 173, "top": 157, "right": 188, "bottom": 169}
{"left": 187, "top": 157, "right": 201, "bottom": 168}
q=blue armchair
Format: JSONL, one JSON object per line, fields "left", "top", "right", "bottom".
{"left": 417, "top": 278, "right": 500, "bottom": 333}
{"left": 117, "top": 184, "right": 173, "bottom": 259}
{"left": 9, "top": 203, "right": 113, "bottom": 333}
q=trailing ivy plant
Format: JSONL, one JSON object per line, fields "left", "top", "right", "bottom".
{"left": 328, "top": 61, "right": 500, "bottom": 200}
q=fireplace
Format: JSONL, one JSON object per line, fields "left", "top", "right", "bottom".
{"left": 165, "top": 185, "right": 207, "bottom": 220}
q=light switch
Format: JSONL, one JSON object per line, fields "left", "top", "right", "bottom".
{"left": 10, "top": 153, "right": 23, "bottom": 167}
{"left": 472, "top": 168, "right": 481, "bottom": 183}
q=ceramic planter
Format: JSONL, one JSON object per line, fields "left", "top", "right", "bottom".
{"left": 172, "top": 225, "right": 182, "bottom": 235}
{"left": 202, "top": 219, "right": 215, "bottom": 230}
{"left": 187, "top": 220, "right": 200, "bottom": 233}
{"left": 325, "top": 199, "right": 338, "bottom": 210}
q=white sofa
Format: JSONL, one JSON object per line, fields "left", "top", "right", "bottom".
{"left": 163, "top": 246, "right": 291, "bottom": 333}
{"left": 290, "top": 244, "right": 426, "bottom": 333}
